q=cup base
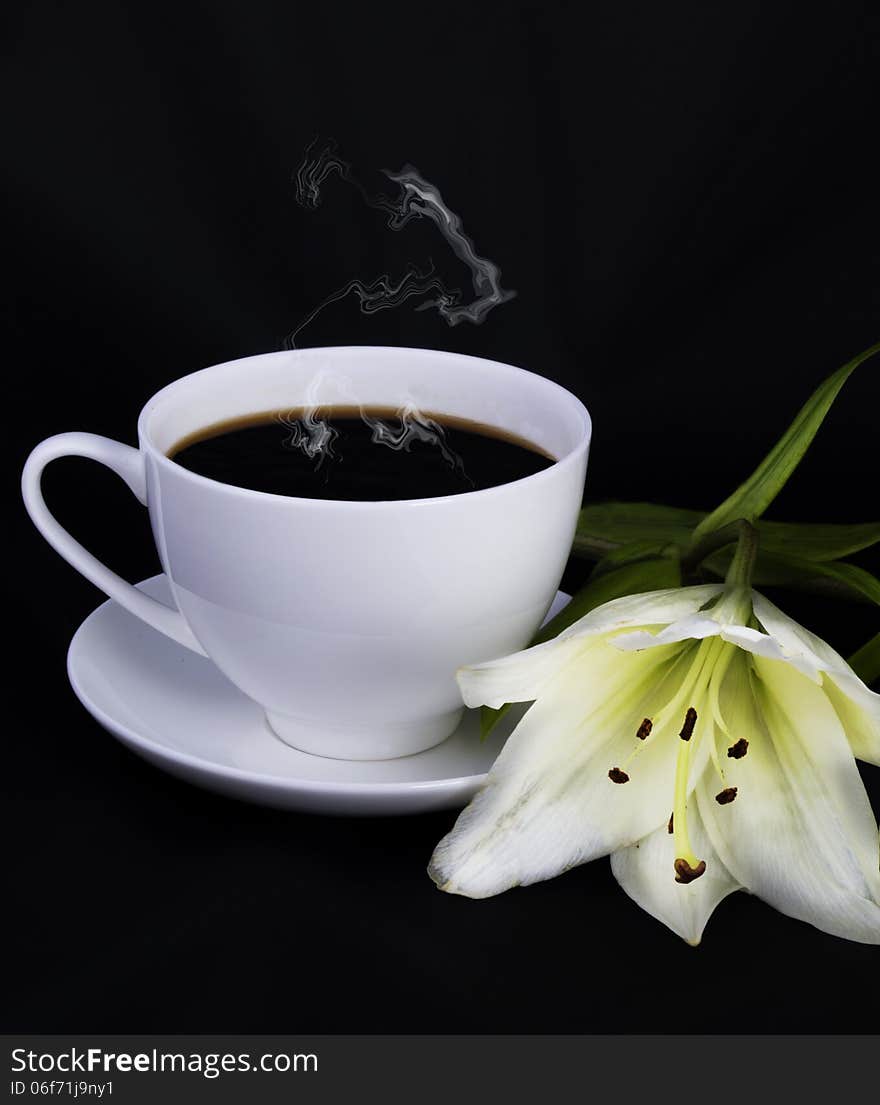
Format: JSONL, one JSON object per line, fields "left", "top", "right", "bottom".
{"left": 265, "top": 707, "right": 465, "bottom": 761}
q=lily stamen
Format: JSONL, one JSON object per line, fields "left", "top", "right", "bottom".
{"left": 620, "top": 642, "right": 719, "bottom": 773}
{"left": 674, "top": 858, "right": 707, "bottom": 884}
{"left": 706, "top": 641, "right": 737, "bottom": 781}
{"left": 672, "top": 706, "right": 705, "bottom": 881}
{"left": 650, "top": 639, "right": 715, "bottom": 734}
{"left": 715, "top": 787, "right": 738, "bottom": 805}
{"left": 679, "top": 707, "right": 697, "bottom": 741}
{"left": 727, "top": 739, "right": 749, "bottom": 759}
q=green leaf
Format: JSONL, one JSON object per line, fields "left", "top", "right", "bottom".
{"left": 756, "top": 520, "right": 880, "bottom": 562}
{"left": 588, "top": 539, "right": 679, "bottom": 580}
{"left": 573, "top": 502, "right": 880, "bottom": 563}
{"left": 704, "top": 548, "right": 880, "bottom": 605}
{"left": 849, "top": 632, "right": 880, "bottom": 686}
{"left": 573, "top": 502, "right": 703, "bottom": 558}
{"left": 480, "top": 556, "right": 682, "bottom": 739}
{"left": 692, "top": 341, "right": 880, "bottom": 541}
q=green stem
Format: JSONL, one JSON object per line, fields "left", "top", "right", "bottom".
{"left": 724, "top": 520, "right": 759, "bottom": 590}
{"left": 681, "top": 520, "right": 746, "bottom": 575}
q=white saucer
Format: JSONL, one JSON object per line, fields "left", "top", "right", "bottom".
{"left": 67, "top": 575, "right": 570, "bottom": 816}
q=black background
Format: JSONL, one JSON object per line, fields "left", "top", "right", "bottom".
{"left": 5, "top": 1, "right": 880, "bottom": 1032}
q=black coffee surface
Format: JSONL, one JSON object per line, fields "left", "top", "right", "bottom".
{"left": 168, "top": 406, "right": 554, "bottom": 501}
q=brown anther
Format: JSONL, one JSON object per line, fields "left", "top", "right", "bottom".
{"left": 727, "top": 738, "right": 749, "bottom": 759}
{"left": 608, "top": 767, "right": 629, "bottom": 784}
{"left": 636, "top": 718, "right": 653, "bottom": 741}
{"left": 679, "top": 707, "right": 697, "bottom": 742}
{"left": 667, "top": 812, "right": 674, "bottom": 834}
{"left": 715, "top": 787, "right": 738, "bottom": 805}
{"left": 674, "top": 858, "right": 707, "bottom": 884}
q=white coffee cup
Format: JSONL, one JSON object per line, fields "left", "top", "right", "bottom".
{"left": 22, "top": 347, "right": 591, "bottom": 760}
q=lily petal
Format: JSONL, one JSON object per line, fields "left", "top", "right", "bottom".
{"left": 457, "top": 635, "right": 591, "bottom": 709}
{"left": 698, "top": 653, "right": 880, "bottom": 944}
{"left": 458, "top": 584, "right": 724, "bottom": 711}
{"left": 432, "top": 640, "right": 710, "bottom": 898}
{"left": 556, "top": 584, "right": 724, "bottom": 640}
{"left": 612, "top": 613, "right": 722, "bottom": 652}
{"left": 718, "top": 624, "right": 822, "bottom": 682}
{"left": 611, "top": 805, "right": 741, "bottom": 945}
{"left": 752, "top": 591, "right": 880, "bottom": 766}
{"left": 822, "top": 681, "right": 880, "bottom": 769}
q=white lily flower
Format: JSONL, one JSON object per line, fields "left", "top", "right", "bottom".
{"left": 429, "top": 581, "right": 880, "bottom": 945}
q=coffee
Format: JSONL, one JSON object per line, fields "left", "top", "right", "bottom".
{"left": 168, "top": 406, "right": 554, "bottom": 501}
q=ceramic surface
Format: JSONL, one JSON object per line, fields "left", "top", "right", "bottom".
{"left": 67, "top": 576, "right": 571, "bottom": 816}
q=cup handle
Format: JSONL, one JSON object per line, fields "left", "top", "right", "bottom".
{"left": 22, "top": 432, "right": 207, "bottom": 656}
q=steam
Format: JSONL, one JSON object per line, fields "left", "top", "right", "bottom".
{"left": 282, "top": 138, "right": 511, "bottom": 480}
{"left": 277, "top": 408, "right": 338, "bottom": 469}
{"left": 376, "top": 167, "right": 515, "bottom": 326}
{"left": 286, "top": 138, "right": 515, "bottom": 346}
{"left": 285, "top": 263, "right": 452, "bottom": 350}
{"left": 277, "top": 379, "right": 472, "bottom": 485}
{"left": 294, "top": 137, "right": 350, "bottom": 208}
{"left": 362, "top": 402, "right": 471, "bottom": 483}
{"left": 276, "top": 370, "right": 339, "bottom": 470}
